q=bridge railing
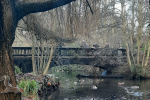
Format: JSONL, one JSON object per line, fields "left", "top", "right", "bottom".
{"left": 12, "top": 47, "right": 126, "bottom": 57}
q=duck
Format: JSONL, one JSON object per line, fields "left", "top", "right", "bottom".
{"left": 81, "top": 79, "right": 85, "bottom": 82}
{"left": 118, "top": 82, "right": 124, "bottom": 85}
{"left": 92, "top": 85, "right": 97, "bottom": 90}
{"left": 74, "top": 81, "right": 77, "bottom": 85}
{"left": 38, "top": 90, "right": 43, "bottom": 97}
{"left": 65, "top": 78, "right": 70, "bottom": 81}
{"left": 47, "top": 82, "right": 51, "bottom": 86}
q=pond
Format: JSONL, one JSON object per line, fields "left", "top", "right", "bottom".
{"left": 40, "top": 70, "right": 150, "bottom": 100}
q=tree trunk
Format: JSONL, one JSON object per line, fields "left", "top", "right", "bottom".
{"left": 32, "top": 33, "right": 36, "bottom": 74}
{"left": 37, "top": 41, "right": 40, "bottom": 73}
{"left": 145, "top": 39, "right": 150, "bottom": 66}
{"left": 121, "top": 0, "right": 132, "bottom": 70}
{"left": 0, "top": 0, "right": 76, "bottom": 99}
{"left": 111, "top": 0, "right": 115, "bottom": 34}
{"left": 40, "top": 40, "right": 44, "bottom": 73}
{"left": 0, "top": 0, "right": 21, "bottom": 99}
{"left": 104, "top": 0, "right": 107, "bottom": 45}
{"left": 136, "top": 0, "right": 143, "bottom": 65}
{"left": 43, "top": 44, "right": 54, "bottom": 75}
{"left": 142, "top": 44, "right": 146, "bottom": 67}
{"left": 130, "top": 0, "right": 135, "bottom": 64}
{"left": 0, "top": 43, "right": 21, "bottom": 100}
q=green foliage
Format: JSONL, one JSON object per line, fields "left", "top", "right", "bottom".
{"left": 134, "top": 44, "right": 148, "bottom": 51}
{"left": 145, "top": 70, "right": 149, "bottom": 76}
{"left": 131, "top": 64, "right": 142, "bottom": 79}
{"left": 15, "top": 66, "right": 22, "bottom": 74}
{"left": 18, "top": 79, "right": 40, "bottom": 97}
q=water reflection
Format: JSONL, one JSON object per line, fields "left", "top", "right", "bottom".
{"left": 40, "top": 70, "right": 150, "bottom": 100}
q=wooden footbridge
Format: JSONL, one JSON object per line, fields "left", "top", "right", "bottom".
{"left": 12, "top": 47, "right": 127, "bottom": 72}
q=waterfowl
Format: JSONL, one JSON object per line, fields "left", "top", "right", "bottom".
{"left": 92, "top": 85, "right": 97, "bottom": 90}
{"left": 66, "top": 78, "right": 70, "bottom": 81}
{"left": 118, "top": 82, "right": 124, "bottom": 85}
{"left": 38, "top": 90, "right": 43, "bottom": 97}
{"left": 81, "top": 79, "right": 85, "bottom": 82}
{"left": 74, "top": 81, "right": 77, "bottom": 85}
{"left": 47, "top": 82, "right": 51, "bottom": 86}
{"left": 57, "top": 82, "right": 61, "bottom": 85}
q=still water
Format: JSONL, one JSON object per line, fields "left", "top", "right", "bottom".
{"left": 43, "top": 70, "right": 150, "bottom": 100}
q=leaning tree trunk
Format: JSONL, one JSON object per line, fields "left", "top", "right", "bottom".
{"left": 43, "top": 43, "right": 54, "bottom": 75}
{"left": 0, "top": 0, "right": 76, "bottom": 99}
{"left": 0, "top": 43, "right": 21, "bottom": 100}
{"left": 0, "top": 0, "right": 21, "bottom": 99}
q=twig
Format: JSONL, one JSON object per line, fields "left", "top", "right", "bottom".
{"left": 86, "top": 0, "right": 93, "bottom": 15}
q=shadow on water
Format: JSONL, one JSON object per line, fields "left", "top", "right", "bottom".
{"left": 40, "top": 70, "right": 150, "bottom": 100}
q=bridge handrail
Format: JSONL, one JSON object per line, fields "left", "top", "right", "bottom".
{"left": 12, "top": 47, "right": 126, "bottom": 56}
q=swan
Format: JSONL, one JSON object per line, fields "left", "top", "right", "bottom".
{"left": 92, "top": 85, "right": 97, "bottom": 90}
{"left": 74, "top": 81, "right": 77, "bottom": 85}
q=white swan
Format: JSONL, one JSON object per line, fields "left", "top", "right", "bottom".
{"left": 92, "top": 85, "right": 97, "bottom": 90}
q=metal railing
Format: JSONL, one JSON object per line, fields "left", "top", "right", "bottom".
{"left": 12, "top": 47, "right": 126, "bottom": 57}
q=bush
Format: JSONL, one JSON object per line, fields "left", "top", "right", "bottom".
{"left": 131, "top": 64, "right": 142, "bottom": 79}
{"left": 15, "top": 66, "right": 22, "bottom": 74}
{"left": 18, "top": 79, "right": 40, "bottom": 98}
